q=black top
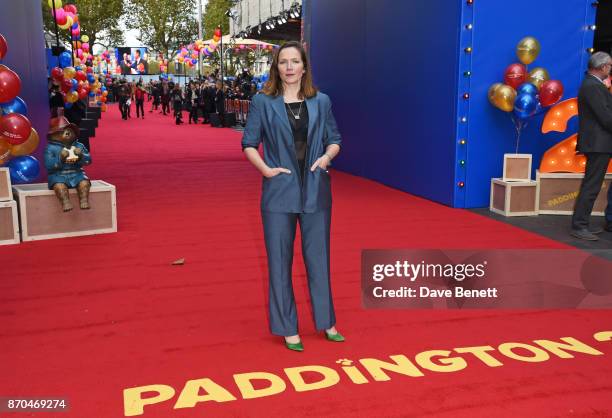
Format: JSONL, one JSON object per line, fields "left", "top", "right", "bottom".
{"left": 285, "top": 101, "right": 309, "bottom": 178}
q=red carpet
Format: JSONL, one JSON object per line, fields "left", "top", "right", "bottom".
{"left": 1, "top": 103, "right": 611, "bottom": 417}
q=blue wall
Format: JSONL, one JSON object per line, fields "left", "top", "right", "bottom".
{"left": 1, "top": 0, "right": 50, "bottom": 181}
{"left": 308, "top": 0, "right": 595, "bottom": 208}
{"left": 309, "top": 0, "right": 461, "bottom": 206}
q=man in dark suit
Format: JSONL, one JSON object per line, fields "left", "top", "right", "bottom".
{"left": 132, "top": 49, "right": 148, "bottom": 74}
{"left": 571, "top": 52, "right": 612, "bottom": 241}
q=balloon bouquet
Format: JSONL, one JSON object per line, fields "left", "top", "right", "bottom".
{"left": 201, "top": 28, "right": 223, "bottom": 58}
{"left": 0, "top": 33, "right": 41, "bottom": 184}
{"left": 47, "top": 1, "right": 106, "bottom": 111}
{"left": 488, "top": 37, "right": 564, "bottom": 153}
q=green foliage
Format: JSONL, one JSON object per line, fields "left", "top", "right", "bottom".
{"left": 41, "top": 0, "right": 125, "bottom": 49}
{"left": 125, "top": 0, "right": 198, "bottom": 60}
{"left": 202, "top": 0, "right": 230, "bottom": 40}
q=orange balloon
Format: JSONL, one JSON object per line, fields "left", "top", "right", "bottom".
{"left": 10, "top": 127, "right": 39, "bottom": 156}
{"left": 541, "top": 98, "right": 578, "bottom": 133}
{"left": 0, "top": 138, "right": 10, "bottom": 164}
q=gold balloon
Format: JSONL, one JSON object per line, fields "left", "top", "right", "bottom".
{"left": 516, "top": 36, "right": 541, "bottom": 65}
{"left": 10, "top": 128, "right": 39, "bottom": 157}
{"left": 66, "top": 91, "right": 79, "bottom": 103}
{"left": 48, "top": 0, "right": 62, "bottom": 8}
{"left": 488, "top": 83, "right": 502, "bottom": 106}
{"left": 63, "top": 66, "right": 76, "bottom": 80}
{"left": 493, "top": 84, "right": 517, "bottom": 112}
{"left": 81, "top": 35, "right": 89, "bottom": 43}
{"left": 528, "top": 67, "right": 550, "bottom": 89}
{"left": 0, "top": 139, "right": 11, "bottom": 165}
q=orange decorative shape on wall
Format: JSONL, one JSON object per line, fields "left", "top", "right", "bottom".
{"left": 540, "top": 98, "right": 612, "bottom": 173}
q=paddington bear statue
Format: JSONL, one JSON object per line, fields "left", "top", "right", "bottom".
{"left": 44, "top": 116, "right": 92, "bottom": 212}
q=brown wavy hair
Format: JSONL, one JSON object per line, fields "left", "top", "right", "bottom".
{"left": 262, "top": 41, "right": 318, "bottom": 99}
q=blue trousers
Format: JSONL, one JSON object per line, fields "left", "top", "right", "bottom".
{"left": 261, "top": 209, "right": 336, "bottom": 336}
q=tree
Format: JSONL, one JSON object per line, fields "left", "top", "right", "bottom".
{"left": 125, "top": 0, "right": 199, "bottom": 61}
{"left": 202, "top": 0, "right": 230, "bottom": 40}
{"left": 41, "top": 0, "right": 125, "bottom": 50}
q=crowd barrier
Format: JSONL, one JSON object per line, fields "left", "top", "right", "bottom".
{"left": 225, "top": 98, "right": 251, "bottom": 126}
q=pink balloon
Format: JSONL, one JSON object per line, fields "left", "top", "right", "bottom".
{"left": 82, "top": 42, "right": 89, "bottom": 52}
{"left": 53, "top": 8, "right": 65, "bottom": 19}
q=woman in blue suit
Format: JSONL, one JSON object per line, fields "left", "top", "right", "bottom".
{"left": 242, "top": 41, "right": 344, "bottom": 351}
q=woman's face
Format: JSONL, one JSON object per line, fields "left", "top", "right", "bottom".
{"left": 278, "top": 47, "right": 304, "bottom": 87}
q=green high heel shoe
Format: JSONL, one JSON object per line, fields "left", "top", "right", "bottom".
{"left": 325, "top": 330, "right": 345, "bottom": 342}
{"left": 285, "top": 339, "right": 304, "bottom": 352}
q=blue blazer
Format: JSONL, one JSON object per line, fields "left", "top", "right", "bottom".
{"left": 241, "top": 92, "right": 342, "bottom": 213}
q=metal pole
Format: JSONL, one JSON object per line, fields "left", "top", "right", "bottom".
{"left": 50, "top": 0, "right": 62, "bottom": 65}
{"left": 197, "top": 0, "right": 203, "bottom": 79}
{"left": 219, "top": 27, "right": 224, "bottom": 85}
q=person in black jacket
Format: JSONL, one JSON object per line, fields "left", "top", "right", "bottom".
{"left": 186, "top": 82, "right": 199, "bottom": 124}
{"left": 198, "top": 81, "right": 208, "bottom": 124}
{"left": 571, "top": 52, "right": 612, "bottom": 240}
{"left": 204, "top": 81, "right": 216, "bottom": 123}
{"left": 214, "top": 80, "right": 225, "bottom": 127}
{"left": 171, "top": 84, "right": 184, "bottom": 125}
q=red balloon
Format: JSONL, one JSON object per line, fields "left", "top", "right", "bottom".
{"left": 0, "top": 113, "right": 32, "bottom": 145}
{"left": 503, "top": 63, "right": 527, "bottom": 89}
{"left": 540, "top": 80, "right": 564, "bottom": 107}
{"left": 75, "top": 71, "right": 86, "bottom": 82}
{"left": 77, "top": 88, "right": 88, "bottom": 100}
{"left": 0, "top": 34, "right": 7, "bottom": 60}
{"left": 64, "top": 4, "right": 77, "bottom": 14}
{"left": 0, "top": 66, "right": 21, "bottom": 102}
{"left": 51, "top": 67, "right": 64, "bottom": 80}
{"left": 61, "top": 78, "right": 73, "bottom": 93}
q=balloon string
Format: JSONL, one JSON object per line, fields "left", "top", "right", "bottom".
{"left": 515, "top": 122, "right": 521, "bottom": 154}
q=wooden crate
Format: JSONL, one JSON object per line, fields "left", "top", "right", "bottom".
{"left": 490, "top": 178, "right": 538, "bottom": 217}
{"left": 503, "top": 154, "right": 532, "bottom": 182}
{"left": 536, "top": 170, "right": 612, "bottom": 215}
{"left": 13, "top": 180, "right": 117, "bottom": 242}
{"left": 0, "top": 200, "right": 19, "bottom": 245}
{"left": 0, "top": 167, "right": 12, "bottom": 201}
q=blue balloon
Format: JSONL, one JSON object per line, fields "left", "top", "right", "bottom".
{"left": 75, "top": 66, "right": 82, "bottom": 71}
{"left": 64, "top": 102, "right": 74, "bottom": 109}
{"left": 72, "top": 23, "right": 79, "bottom": 30}
{"left": 8, "top": 156, "right": 40, "bottom": 184}
{"left": 513, "top": 92, "right": 538, "bottom": 120}
{"left": 59, "top": 51, "right": 72, "bottom": 67}
{"left": 88, "top": 92, "right": 95, "bottom": 97}
{"left": 71, "top": 79, "right": 78, "bottom": 90}
{"left": 516, "top": 83, "right": 539, "bottom": 97}
{"left": 0, "top": 97, "right": 28, "bottom": 116}
{"left": 101, "top": 86, "right": 107, "bottom": 92}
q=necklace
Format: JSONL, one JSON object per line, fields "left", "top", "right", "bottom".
{"left": 286, "top": 101, "right": 303, "bottom": 120}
